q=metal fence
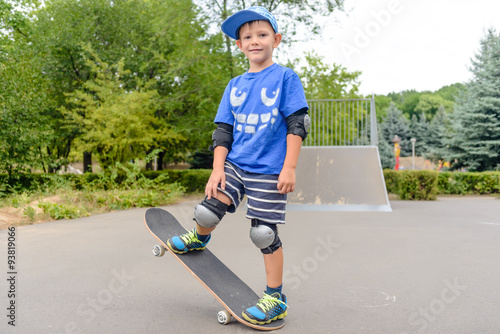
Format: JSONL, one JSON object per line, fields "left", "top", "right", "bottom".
{"left": 304, "top": 97, "right": 378, "bottom": 147}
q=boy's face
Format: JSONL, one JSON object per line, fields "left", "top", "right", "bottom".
{"left": 236, "top": 20, "right": 282, "bottom": 72}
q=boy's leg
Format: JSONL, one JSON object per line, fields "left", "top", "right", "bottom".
{"left": 263, "top": 246, "right": 284, "bottom": 290}
{"left": 196, "top": 191, "right": 232, "bottom": 235}
{"left": 243, "top": 222, "right": 287, "bottom": 325}
{"left": 167, "top": 191, "right": 232, "bottom": 254}
{"left": 242, "top": 244, "right": 287, "bottom": 325}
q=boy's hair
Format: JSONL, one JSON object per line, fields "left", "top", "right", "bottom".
{"left": 221, "top": 6, "right": 278, "bottom": 40}
{"left": 236, "top": 20, "right": 276, "bottom": 38}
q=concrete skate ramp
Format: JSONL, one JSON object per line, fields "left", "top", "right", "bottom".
{"left": 287, "top": 146, "right": 391, "bottom": 211}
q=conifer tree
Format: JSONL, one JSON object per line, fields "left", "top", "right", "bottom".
{"left": 377, "top": 128, "right": 395, "bottom": 169}
{"left": 447, "top": 28, "right": 500, "bottom": 171}
{"left": 426, "top": 106, "right": 451, "bottom": 163}
{"left": 380, "top": 103, "right": 411, "bottom": 157}
{"left": 409, "top": 112, "right": 429, "bottom": 156}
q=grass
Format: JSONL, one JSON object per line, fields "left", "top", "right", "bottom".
{"left": 0, "top": 186, "right": 185, "bottom": 227}
{"left": 0, "top": 159, "right": 186, "bottom": 227}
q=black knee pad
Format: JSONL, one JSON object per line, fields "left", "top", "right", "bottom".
{"left": 249, "top": 219, "right": 282, "bottom": 254}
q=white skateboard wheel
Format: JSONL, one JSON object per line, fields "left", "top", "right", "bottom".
{"left": 217, "top": 310, "right": 231, "bottom": 325}
{"left": 152, "top": 245, "right": 166, "bottom": 257}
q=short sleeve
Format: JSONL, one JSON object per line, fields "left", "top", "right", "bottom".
{"left": 279, "top": 71, "right": 309, "bottom": 118}
{"left": 214, "top": 83, "right": 235, "bottom": 125}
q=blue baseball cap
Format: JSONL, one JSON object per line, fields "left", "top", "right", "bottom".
{"left": 221, "top": 6, "right": 278, "bottom": 40}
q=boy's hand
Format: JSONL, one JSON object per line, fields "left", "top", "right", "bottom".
{"left": 206, "top": 168, "right": 226, "bottom": 200}
{"left": 277, "top": 167, "right": 296, "bottom": 194}
{"left": 207, "top": 146, "right": 229, "bottom": 200}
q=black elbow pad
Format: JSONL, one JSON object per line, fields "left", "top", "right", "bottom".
{"left": 286, "top": 109, "right": 310, "bottom": 141}
{"left": 209, "top": 123, "right": 233, "bottom": 152}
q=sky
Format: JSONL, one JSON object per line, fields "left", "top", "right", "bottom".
{"left": 292, "top": 0, "right": 500, "bottom": 95}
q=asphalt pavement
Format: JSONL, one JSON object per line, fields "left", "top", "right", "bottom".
{"left": 1, "top": 195, "right": 499, "bottom": 334}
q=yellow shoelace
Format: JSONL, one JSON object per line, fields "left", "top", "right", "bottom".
{"left": 180, "top": 229, "right": 200, "bottom": 244}
{"left": 257, "top": 293, "right": 288, "bottom": 311}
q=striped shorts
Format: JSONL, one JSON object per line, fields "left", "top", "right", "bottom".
{"left": 218, "top": 161, "right": 287, "bottom": 224}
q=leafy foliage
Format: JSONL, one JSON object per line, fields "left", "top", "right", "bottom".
{"left": 384, "top": 170, "right": 500, "bottom": 198}
{"left": 397, "top": 170, "right": 438, "bottom": 200}
{"left": 0, "top": 48, "right": 54, "bottom": 177}
{"left": 437, "top": 172, "right": 500, "bottom": 195}
{"left": 295, "top": 52, "right": 361, "bottom": 99}
{"left": 383, "top": 170, "right": 439, "bottom": 200}
{"left": 62, "top": 48, "right": 174, "bottom": 169}
{"left": 379, "top": 83, "right": 463, "bottom": 121}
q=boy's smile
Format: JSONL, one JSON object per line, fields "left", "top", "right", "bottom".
{"left": 236, "top": 20, "right": 282, "bottom": 73}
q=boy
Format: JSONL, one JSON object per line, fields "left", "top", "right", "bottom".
{"left": 166, "top": 6, "right": 310, "bottom": 325}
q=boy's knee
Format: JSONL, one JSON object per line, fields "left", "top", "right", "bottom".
{"left": 249, "top": 219, "right": 282, "bottom": 254}
{"left": 194, "top": 197, "right": 229, "bottom": 228}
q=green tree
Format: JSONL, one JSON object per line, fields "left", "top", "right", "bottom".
{"left": 446, "top": 28, "right": 500, "bottom": 171}
{"left": 296, "top": 52, "right": 361, "bottom": 99}
{"left": 28, "top": 0, "right": 226, "bottom": 169}
{"left": 378, "top": 128, "right": 394, "bottom": 169}
{"left": 62, "top": 50, "right": 179, "bottom": 169}
{"left": 409, "top": 113, "right": 429, "bottom": 156}
{"left": 31, "top": 0, "right": 170, "bottom": 170}
{"left": 147, "top": 1, "right": 232, "bottom": 165}
{"left": 435, "top": 83, "right": 465, "bottom": 102}
{"left": 426, "top": 105, "right": 451, "bottom": 163}
{"left": 387, "top": 90, "right": 422, "bottom": 119}
{"left": 374, "top": 94, "right": 393, "bottom": 121}
{"left": 379, "top": 103, "right": 411, "bottom": 157}
{"left": 414, "top": 94, "right": 453, "bottom": 119}
{"left": 0, "top": 0, "right": 39, "bottom": 42}
{"left": 0, "top": 49, "right": 54, "bottom": 177}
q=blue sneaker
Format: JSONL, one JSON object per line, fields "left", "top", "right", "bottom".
{"left": 166, "top": 228, "right": 210, "bottom": 254}
{"left": 242, "top": 292, "right": 288, "bottom": 325}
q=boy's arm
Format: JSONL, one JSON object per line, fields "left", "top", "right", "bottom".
{"left": 277, "top": 134, "right": 302, "bottom": 194}
{"left": 206, "top": 146, "right": 229, "bottom": 200}
{"left": 206, "top": 122, "right": 233, "bottom": 199}
{"left": 278, "top": 107, "right": 309, "bottom": 194}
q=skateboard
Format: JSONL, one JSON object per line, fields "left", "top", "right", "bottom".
{"left": 144, "top": 207, "right": 285, "bottom": 331}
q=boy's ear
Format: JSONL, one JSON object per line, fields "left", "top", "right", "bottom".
{"left": 273, "top": 33, "right": 282, "bottom": 48}
{"left": 236, "top": 39, "right": 243, "bottom": 51}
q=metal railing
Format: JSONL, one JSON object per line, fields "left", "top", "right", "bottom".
{"left": 304, "top": 97, "right": 378, "bottom": 147}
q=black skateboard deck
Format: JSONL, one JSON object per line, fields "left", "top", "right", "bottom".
{"left": 144, "top": 207, "right": 285, "bottom": 331}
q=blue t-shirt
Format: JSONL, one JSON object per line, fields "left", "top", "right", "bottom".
{"left": 214, "top": 63, "right": 309, "bottom": 174}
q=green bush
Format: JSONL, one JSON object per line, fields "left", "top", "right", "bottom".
{"left": 0, "top": 167, "right": 210, "bottom": 197}
{"left": 91, "top": 188, "right": 183, "bottom": 210}
{"left": 38, "top": 202, "right": 86, "bottom": 220}
{"left": 5, "top": 167, "right": 498, "bottom": 205}
{"left": 398, "top": 170, "right": 438, "bottom": 200}
{"left": 384, "top": 170, "right": 500, "bottom": 200}
{"left": 143, "top": 169, "right": 211, "bottom": 192}
{"left": 23, "top": 206, "right": 36, "bottom": 222}
{"left": 383, "top": 170, "right": 400, "bottom": 194}
{"left": 0, "top": 173, "right": 77, "bottom": 197}
{"left": 438, "top": 172, "right": 500, "bottom": 195}
{"left": 187, "top": 150, "right": 214, "bottom": 169}
{"left": 383, "top": 170, "right": 439, "bottom": 200}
